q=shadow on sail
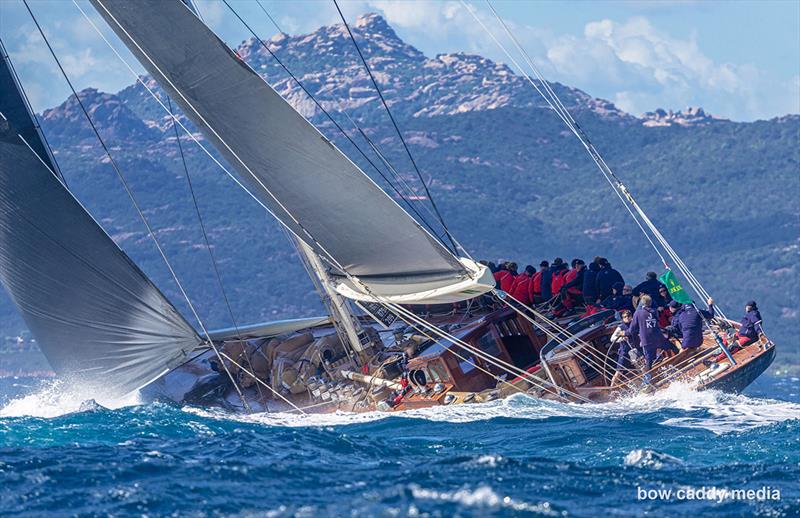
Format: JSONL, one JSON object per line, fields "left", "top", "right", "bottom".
{"left": 0, "top": 47, "right": 201, "bottom": 398}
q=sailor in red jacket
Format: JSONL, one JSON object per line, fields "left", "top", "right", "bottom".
{"left": 494, "top": 262, "right": 517, "bottom": 293}
{"left": 529, "top": 260, "right": 548, "bottom": 303}
{"left": 510, "top": 265, "right": 535, "bottom": 305}
{"left": 560, "top": 259, "right": 586, "bottom": 308}
{"left": 550, "top": 258, "right": 568, "bottom": 295}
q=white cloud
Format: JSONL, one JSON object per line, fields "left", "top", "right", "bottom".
{"left": 541, "top": 16, "right": 796, "bottom": 119}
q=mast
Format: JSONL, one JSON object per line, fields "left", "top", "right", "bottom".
{"left": 295, "top": 239, "right": 373, "bottom": 365}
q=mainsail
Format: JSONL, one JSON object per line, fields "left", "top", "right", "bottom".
{"left": 0, "top": 50, "right": 202, "bottom": 397}
{"left": 90, "top": 0, "right": 493, "bottom": 303}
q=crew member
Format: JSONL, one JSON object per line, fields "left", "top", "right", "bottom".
{"left": 494, "top": 263, "right": 514, "bottom": 292}
{"left": 625, "top": 294, "right": 679, "bottom": 373}
{"left": 550, "top": 257, "right": 568, "bottom": 296}
{"left": 666, "top": 298, "right": 715, "bottom": 351}
{"left": 596, "top": 258, "right": 625, "bottom": 301}
{"left": 600, "top": 282, "right": 634, "bottom": 313}
{"left": 582, "top": 261, "right": 600, "bottom": 305}
{"left": 738, "top": 300, "right": 762, "bottom": 346}
{"left": 632, "top": 272, "right": 667, "bottom": 309}
{"left": 510, "top": 265, "right": 534, "bottom": 305}
{"left": 560, "top": 259, "right": 586, "bottom": 308}
{"left": 531, "top": 260, "right": 548, "bottom": 303}
{"left": 540, "top": 260, "right": 554, "bottom": 301}
{"left": 610, "top": 309, "right": 641, "bottom": 387}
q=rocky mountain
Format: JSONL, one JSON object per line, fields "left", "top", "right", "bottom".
{"left": 2, "top": 14, "right": 798, "bottom": 368}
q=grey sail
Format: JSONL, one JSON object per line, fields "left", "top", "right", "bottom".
{"left": 0, "top": 53, "right": 201, "bottom": 397}
{"left": 89, "top": 0, "right": 469, "bottom": 287}
{"left": 0, "top": 40, "right": 56, "bottom": 178}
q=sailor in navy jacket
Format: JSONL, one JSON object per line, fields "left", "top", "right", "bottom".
{"left": 739, "top": 300, "right": 762, "bottom": 343}
{"left": 666, "top": 299, "right": 715, "bottom": 350}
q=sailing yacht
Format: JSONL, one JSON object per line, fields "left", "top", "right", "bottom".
{"left": 0, "top": 0, "right": 775, "bottom": 413}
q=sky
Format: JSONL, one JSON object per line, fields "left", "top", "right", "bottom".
{"left": 1, "top": 0, "right": 798, "bottom": 121}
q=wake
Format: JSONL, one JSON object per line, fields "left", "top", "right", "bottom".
{"left": 3, "top": 378, "right": 798, "bottom": 435}
{"left": 187, "top": 381, "right": 800, "bottom": 435}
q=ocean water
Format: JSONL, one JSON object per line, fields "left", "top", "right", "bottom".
{"left": 0, "top": 375, "right": 798, "bottom": 517}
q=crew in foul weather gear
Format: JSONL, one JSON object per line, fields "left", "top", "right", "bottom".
{"left": 550, "top": 258, "right": 568, "bottom": 295}
{"left": 610, "top": 310, "right": 641, "bottom": 387}
{"left": 632, "top": 272, "right": 668, "bottom": 309}
{"left": 738, "top": 300, "right": 763, "bottom": 346}
{"left": 666, "top": 298, "right": 715, "bottom": 350}
{"left": 540, "top": 261, "right": 554, "bottom": 301}
{"left": 561, "top": 259, "right": 585, "bottom": 308}
{"left": 510, "top": 265, "right": 534, "bottom": 305}
{"left": 494, "top": 264, "right": 515, "bottom": 292}
{"left": 626, "top": 294, "right": 679, "bottom": 372}
{"left": 582, "top": 261, "right": 600, "bottom": 304}
{"left": 531, "top": 260, "right": 548, "bottom": 303}
{"left": 600, "top": 282, "right": 634, "bottom": 313}
{"left": 596, "top": 258, "right": 625, "bottom": 301}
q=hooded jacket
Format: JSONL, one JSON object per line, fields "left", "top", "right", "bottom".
{"left": 739, "top": 309, "right": 762, "bottom": 340}
{"left": 669, "top": 304, "right": 714, "bottom": 349}
{"left": 510, "top": 273, "right": 532, "bottom": 305}
{"left": 632, "top": 278, "right": 668, "bottom": 308}
{"left": 596, "top": 265, "right": 624, "bottom": 300}
{"left": 626, "top": 305, "right": 670, "bottom": 352}
{"left": 582, "top": 263, "right": 600, "bottom": 302}
{"left": 562, "top": 267, "right": 585, "bottom": 295}
{"left": 540, "top": 267, "right": 554, "bottom": 300}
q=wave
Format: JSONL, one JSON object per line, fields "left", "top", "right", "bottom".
{"left": 3, "top": 378, "right": 798, "bottom": 435}
{"left": 0, "top": 379, "right": 141, "bottom": 419}
{"left": 186, "top": 381, "right": 800, "bottom": 435}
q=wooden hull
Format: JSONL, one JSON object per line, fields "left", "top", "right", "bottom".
{"left": 702, "top": 344, "right": 776, "bottom": 393}
{"left": 154, "top": 307, "right": 777, "bottom": 414}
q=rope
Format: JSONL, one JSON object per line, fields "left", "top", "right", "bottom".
{"left": 165, "top": 95, "right": 265, "bottom": 401}
{"left": 76, "top": 0, "right": 487, "bottom": 408}
{"left": 24, "top": 0, "right": 251, "bottom": 412}
{"left": 255, "top": 0, "right": 285, "bottom": 35}
{"left": 219, "top": 0, "right": 447, "bottom": 244}
{"left": 464, "top": 0, "right": 722, "bottom": 311}
{"left": 496, "top": 291, "right": 613, "bottom": 377}
{"left": 386, "top": 301, "right": 592, "bottom": 402}
{"left": 93, "top": 0, "right": 467, "bottom": 292}
{"left": 0, "top": 37, "right": 67, "bottom": 186}
{"left": 332, "top": 0, "right": 459, "bottom": 254}
{"left": 85, "top": 0, "right": 566, "bottom": 405}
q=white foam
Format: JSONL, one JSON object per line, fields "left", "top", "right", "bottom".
{"left": 409, "top": 484, "right": 559, "bottom": 515}
{"left": 185, "top": 382, "right": 800, "bottom": 435}
{"left": 624, "top": 449, "right": 684, "bottom": 469}
{"left": 4, "top": 378, "right": 797, "bottom": 435}
{"left": 0, "top": 379, "right": 141, "bottom": 418}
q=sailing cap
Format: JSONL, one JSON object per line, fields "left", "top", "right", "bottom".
{"left": 746, "top": 300, "right": 757, "bottom": 308}
{"left": 669, "top": 300, "right": 682, "bottom": 309}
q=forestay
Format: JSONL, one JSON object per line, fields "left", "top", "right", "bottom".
{"left": 0, "top": 54, "right": 201, "bottom": 396}
{"left": 90, "top": 0, "right": 493, "bottom": 302}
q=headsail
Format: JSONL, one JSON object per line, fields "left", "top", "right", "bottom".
{"left": 0, "top": 52, "right": 202, "bottom": 397}
{"left": 90, "top": 0, "right": 493, "bottom": 303}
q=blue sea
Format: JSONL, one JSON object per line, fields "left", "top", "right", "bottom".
{"left": 0, "top": 375, "right": 798, "bottom": 517}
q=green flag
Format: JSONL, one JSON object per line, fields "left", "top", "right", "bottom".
{"left": 659, "top": 269, "right": 693, "bottom": 304}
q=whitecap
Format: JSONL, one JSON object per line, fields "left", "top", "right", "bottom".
{"left": 184, "top": 381, "right": 800, "bottom": 436}
{"left": 409, "top": 484, "right": 559, "bottom": 515}
{"left": 0, "top": 379, "right": 141, "bottom": 418}
{"left": 623, "top": 449, "right": 684, "bottom": 469}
